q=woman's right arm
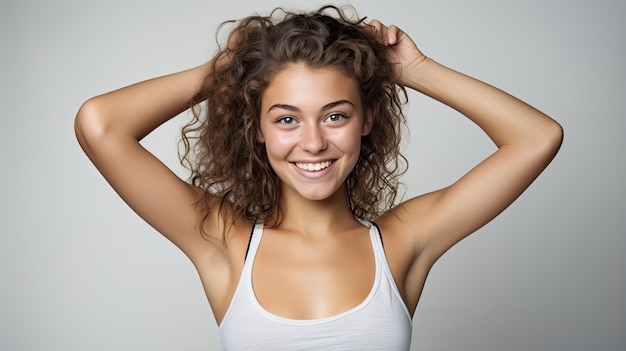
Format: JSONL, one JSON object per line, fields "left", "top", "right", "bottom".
{"left": 74, "top": 64, "right": 214, "bottom": 258}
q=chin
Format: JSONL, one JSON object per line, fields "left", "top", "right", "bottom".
{"left": 294, "top": 191, "right": 330, "bottom": 201}
{"left": 293, "top": 185, "right": 344, "bottom": 202}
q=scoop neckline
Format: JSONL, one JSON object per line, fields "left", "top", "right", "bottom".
{"left": 248, "top": 223, "right": 381, "bottom": 326}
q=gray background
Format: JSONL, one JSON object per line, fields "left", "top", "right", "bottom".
{"left": 2, "top": 0, "right": 624, "bottom": 350}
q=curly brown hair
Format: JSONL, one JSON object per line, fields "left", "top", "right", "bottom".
{"left": 180, "top": 5, "right": 407, "bottom": 232}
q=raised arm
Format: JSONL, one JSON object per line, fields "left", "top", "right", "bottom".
{"left": 74, "top": 64, "right": 214, "bottom": 258}
{"left": 372, "top": 22, "right": 563, "bottom": 265}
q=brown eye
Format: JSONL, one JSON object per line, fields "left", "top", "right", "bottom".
{"left": 325, "top": 113, "right": 347, "bottom": 123}
{"left": 277, "top": 116, "right": 296, "bottom": 125}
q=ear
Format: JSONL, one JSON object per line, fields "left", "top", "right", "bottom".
{"left": 361, "top": 108, "right": 374, "bottom": 136}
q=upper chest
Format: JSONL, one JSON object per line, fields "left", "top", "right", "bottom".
{"left": 250, "top": 225, "right": 376, "bottom": 320}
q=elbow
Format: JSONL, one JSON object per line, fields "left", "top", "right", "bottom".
{"left": 529, "top": 118, "right": 563, "bottom": 165}
{"left": 545, "top": 119, "right": 564, "bottom": 157}
{"left": 74, "top": 98, "right": 108, "bottom": 156}
{"left": 513, "top": 117, "right": 564, "bottom": 164}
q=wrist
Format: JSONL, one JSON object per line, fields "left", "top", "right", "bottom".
{"left": 398, "top": 56, "right": 436, "bottom": 92}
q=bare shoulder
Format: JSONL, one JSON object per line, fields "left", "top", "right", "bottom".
{"left": 376, "top": 189, "right": 445, "bottom": 253}
{"left": 376, "top": 191, "right": 444, "bottom": 263}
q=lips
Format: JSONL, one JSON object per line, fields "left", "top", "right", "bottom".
{"left": 294, "top": 160, "right": 333, "bottom": 171}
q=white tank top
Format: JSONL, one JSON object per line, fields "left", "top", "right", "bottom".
{"left": 218, "top": 221, "right": 412, "bottom": 350}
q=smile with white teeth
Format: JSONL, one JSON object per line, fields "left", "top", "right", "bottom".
{"left": 295, "top": 160, "right": 333, "bottom": 171}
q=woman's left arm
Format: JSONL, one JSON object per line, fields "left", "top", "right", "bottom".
{"left": 372, "top": 21, "right": 564, "bottom": 264}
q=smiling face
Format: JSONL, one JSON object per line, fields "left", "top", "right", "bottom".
{"left": 258, "top": 63, "right": 372, "bottom": 203}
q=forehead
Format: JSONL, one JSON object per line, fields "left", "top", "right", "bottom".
{"left": 261, "top": 63, "right": 361, "bottom": 111}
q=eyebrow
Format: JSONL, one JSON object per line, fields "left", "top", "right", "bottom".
{"left": 267, "top": 99, "right": 355, "bottom": 113}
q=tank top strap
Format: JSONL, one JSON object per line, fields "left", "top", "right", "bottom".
{"left": 243, "top": 223, "right": 264, "bottom": 266}
{"left": 243, "top": 223, "right": 261, "bottom": 262}
{"left": 362, "top": 220, "right": 411, "bottom": 321}
{"left": 358, "top": 219, "right": 384, "bottom": 256}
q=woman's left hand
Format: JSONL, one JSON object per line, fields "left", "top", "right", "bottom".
{"left": 368, "top": 20, "right": 427, "bottom": 87}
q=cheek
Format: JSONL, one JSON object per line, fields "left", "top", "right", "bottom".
{"left": 335, "top": 125, "right": 363, "bottom": 153}
{"left": 263, "top": 132, "right": 293, "bottom": 160}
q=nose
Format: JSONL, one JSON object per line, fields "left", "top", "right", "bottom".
{"left": 299, "top": 124, "right": 327, "bottom": 154}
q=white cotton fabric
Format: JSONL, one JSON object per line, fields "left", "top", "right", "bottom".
{"left": 218, "top": 221, "right": 412, "bottom": 350}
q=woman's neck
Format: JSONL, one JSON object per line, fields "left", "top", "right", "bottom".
{"left": 274, "top": 185, "right": 361, "bottom": 237}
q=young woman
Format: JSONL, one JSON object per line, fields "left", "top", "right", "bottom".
{"left": 75, "top": 5, "right": 563, "bottom": 350}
